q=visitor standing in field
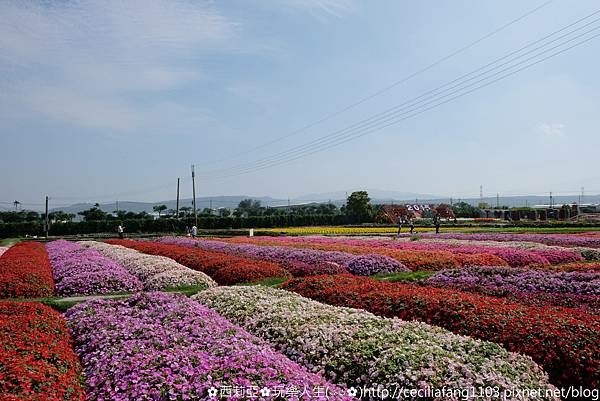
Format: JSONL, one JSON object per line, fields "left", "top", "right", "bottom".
{"left": 191, "top": 225, "right": 198, "bottom": 238}
{"left": 117, "top": 224, "right": 124, "bottom": 239}
{"left": 396, "top": 215, "right": 403, "bottom": 237}
{"left": 409, "top": 217, "right": 415, "bottom": 234}
{"left": 433, "top": 213, "right": 441, "bottom": 234}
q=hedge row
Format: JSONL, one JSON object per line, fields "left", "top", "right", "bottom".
{"left": 0, "top": 215, "right": 349, "bottom": 237}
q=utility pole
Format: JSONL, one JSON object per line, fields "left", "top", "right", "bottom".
{"left": 581, "top": 187, "right": 585, "bottom": 204}
{"left": 549, "top": 191, "right": 553, "bottom": 209}
{"left": 480, "top": 185, "right": 483, "bottom": 203}
{"left": 191, "top": 165, "right": 197, "bottom": 226}
{"left": 496, "top": 193, "right": 499, "bottom": 208}
{"left": 44, "top": 196, "right": 49, "bottom": 238}
{"left": 116, "top": 200, "right": 119, "bottom": 213}
{"left": 176, "top": 178, "right": 180, "bottom": 219}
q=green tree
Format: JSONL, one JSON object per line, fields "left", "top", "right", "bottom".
{"left": 179, "top": 206, "right": 192, "bottom": 218}
{"left": 113, "top": 210, "right": 128, "bottom": 220}
{"left": 153, "top": 204, "right": 167, "bottom": 217}
{"left": 48, "top": 211, "right": 75, "bottom": 222}
{"left": 452, "top": 202, "right": 480, "bottom": 218}
{"left": 236, "top": 199, "right": 263, "bottom": 216}
{"left": 218, "top": 208, "right": 231, "bottom": 217}
{"left": 78, "top": 203, "right": 107, "bottom": 221}
{"left": 345, "top": 191, "right": 372, "bottom": 223}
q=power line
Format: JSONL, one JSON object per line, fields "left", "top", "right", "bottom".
{"left": 197, "top": 13, "right": 600, "bottom": 178}
{"left": 195, "top": 11, "right": 600, "bottom": 180}
{"left": 14, "top": 1, "right": 553, "bottom": 201}
{"left": 195, "top": 0, "right": 553, "bottom": 167}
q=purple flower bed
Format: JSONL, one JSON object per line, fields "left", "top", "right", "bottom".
{"left": 417, "top": 232, "right": 600, "bottom": 249}
{"left": 65, "top": 292, "right": 352, "bottom": 401}
{"left": 425, "top": 267, "right": 600, "bottom": 299}
{"left": 159, "top": 236, "right": 356, "bottom": 267}
{"left": 283, "top": 261, "right": 349, "bottom": 277}
{"left": 46, "top": 240, "right": 142, "bottom": 296}
{"left": 344, "top": 254, "right": 409, "bottom": 276}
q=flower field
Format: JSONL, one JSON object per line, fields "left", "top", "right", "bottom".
{"left": 1, "top": 232, "right": 599, "bottom": 398}
{"left": 0, "top": 242, "right": 55, "bottom": 298}
{"left": 46, "top": 240, "right": 143, "bottom": 296}
{"left": 79, "top": 241, "right": 217, "bottom": 290}
{"left": 195, "top": 286, "right": 558, "bottom": 399}
{"left": 426, "top": 266, "right": 600, "bottom": 311}
{"left": 65, "top": 292, "right": 350, "bottom": 401}
{"left": 0, "top": 301, "right": 86, "bottom": 400}
{"left": 282, "top": 274, "right": 600, "bottom": 390}
{"left": 106, "top": 239, "right": 291, "bottom": 284}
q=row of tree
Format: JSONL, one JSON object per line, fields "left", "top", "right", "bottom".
{"left": 1, "top": 192, "right": 484, "bottom": 225}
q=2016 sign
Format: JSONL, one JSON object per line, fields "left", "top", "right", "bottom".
{"left": 405, "top": 204, "right": 432, "bottom": 212}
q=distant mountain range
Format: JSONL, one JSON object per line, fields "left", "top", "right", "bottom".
{"left": 47, "top": 190, "right": 600, "bottom": 215}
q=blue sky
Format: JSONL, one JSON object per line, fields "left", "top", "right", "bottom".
{"left": 1, "top": 0, "right": 599, "bottom": 208}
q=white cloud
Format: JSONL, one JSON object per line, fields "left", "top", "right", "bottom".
{"left": 0, "top": 0, "right": 239, "bottom": 132}
{"left": 535, "top": 122, "right": 566, "bottom": 138}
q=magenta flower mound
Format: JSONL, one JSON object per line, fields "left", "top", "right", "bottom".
{"left": 46, "top": 240, "right": 142, "bottom": 296}
{"left": 65, "top": 292, "right": 352, "bottom": 401}
{"left": 344, "top": 254, "right": 409, "bottom": 276}
{"left": 284, "top": 261, "right": 348, "bottom": 277}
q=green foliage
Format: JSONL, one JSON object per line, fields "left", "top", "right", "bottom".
{"left": 372, "top": 271, "right": 435, "bottom": 282}
{"left": 152, "top": 204, "right": 168, "bottom": 216}
{"left": 345, "top": 191, "right": 372, "bottom": 223}
{"left": 0, "top": 210, "right": 41, "bottom": 223}
{"left": 236, "top": 277, "right": 289, "bottom": 287}
{"left": 452, "top": 201, "right": 481, "bottom": 218}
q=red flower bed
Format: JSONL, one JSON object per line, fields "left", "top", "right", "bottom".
{"left": 453, "top": 252, "right": 508, "bottom": 267}
{"left": 0, "top": 242, "right": 55, "bottom": 298}
{"left": 0, "top": 301, "right": 86, "bottom": 400}
{"left": 547, "top": 262, "right": 600, "bottom": 273}
{"left": 107, "top": 239, "right": 290, "bottom": 284}
{"left": 283, "top": 274, "right": 600, "bottom": 390}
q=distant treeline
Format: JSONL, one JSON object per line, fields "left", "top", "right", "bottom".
{"left": 0, "top": 215, "right": 350, "bottom": 237}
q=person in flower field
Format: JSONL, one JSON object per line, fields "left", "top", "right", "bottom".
{"left": 117, "top": 224, "right": 125, "bottom": 239}
{"left": 396, "top": 215, "right": 403, "bottom": 237}
{"left": 191, "top": 225, "right": 198, "bottom": 238}
{"left": 433, "top": 212, "right": 441, "bottom": 234}
{"left": 408, "top": 217, "right": 415, "bottom": 234}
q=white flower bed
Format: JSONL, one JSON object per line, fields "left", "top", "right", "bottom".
{"left": 79, "top": 241, "right": 217, "bottom": 290}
